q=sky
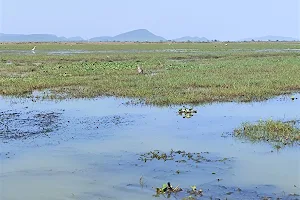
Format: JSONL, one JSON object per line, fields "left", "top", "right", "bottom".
{"left": 0, "top": 0, "right": 299, "bottom": 41}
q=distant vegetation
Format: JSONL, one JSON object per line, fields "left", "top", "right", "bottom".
{"left": 242, "top": 35, "right": 299, "bottom": 42}
{"left": 173, "top": 36, "right": 209, "bottom": 42}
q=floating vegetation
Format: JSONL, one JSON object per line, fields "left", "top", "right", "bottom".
{"left": 178, "top": 106, "right": 197, "bottom": 118}
{"left": 151, "top": 182, "right": 298, "bottom": 200}
{"left": 234, "top": 119, "right": 300, "bottom": 147}
{"left": 154, "top": 183, "right": 205, "bottom": 199}
{"left": 291, "top": 96, "right": 298, "bottom": 101}
{"left": 139, "top": 149, "right": 229, "bottom": 164}
{"left": 154, "top": 182, "right": 183, "bottom": 196}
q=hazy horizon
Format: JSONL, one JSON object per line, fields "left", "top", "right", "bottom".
{"left": 0, "top": 0, "right": 299, "bottom": 41}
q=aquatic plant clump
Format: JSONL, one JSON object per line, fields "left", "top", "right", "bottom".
{"left": 154, "top": 182, "right": 183, "bottom": 196}
{"left": 154, "top": 182, "right": 205, "bottom": 199}
{"left": 139, "top": 149, "right": 229, "bottom": 163}
{"left": 234, "top": 119, "right": 300, "bottom": 147}
{"left": 178, "top": 106, "right": 197, "bottom": 118}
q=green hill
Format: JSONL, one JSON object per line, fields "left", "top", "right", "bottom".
{"left": 242, "top": 35, "right": 298, "bottom": 41}
{"left": 89, "top": 29, "right": 166, "bottom": 42}
{"left": 173, "top": 36, "right": 209, "bottom": 42}
{"left": 0, "top": 33, "right": 84, "bottom": 42}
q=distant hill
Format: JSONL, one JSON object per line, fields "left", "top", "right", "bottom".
{"left": 173, "top": 36, "right": 209, "bottom": 42}
{"left": 0, "top": 33, "right": 84, "bottom": 42}
{"left": 0, "top": 29, "right": 166, "bottom": 42}
{"left": 0, "top": 34, "right": 66, "bottom": 42}
{"left": 1, "top": 30, "right": 298, "bottom": 42}
{"left": 68, "top": 36, "right": 85, "bottom": 41}
{"left": 242, "top": 35, "right": 299, "bottom": 41}
{"left": 89, "top": 29, "right": 166, "bottom": 42}
{"left": 89, "top": 36, "right": 113, "bottom": 42}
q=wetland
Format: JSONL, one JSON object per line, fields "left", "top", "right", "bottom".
{"left": 0, "top": 42, "right": 300, "bottom": 200}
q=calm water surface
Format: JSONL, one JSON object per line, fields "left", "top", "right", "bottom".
{"left": 0, "top": 94, "right": 299, "bottom": 200}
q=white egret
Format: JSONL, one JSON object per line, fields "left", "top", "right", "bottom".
{"left": 137, "top": 66, "right": 143, "bottom": 74}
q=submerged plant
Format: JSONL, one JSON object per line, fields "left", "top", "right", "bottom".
{"left": 139, "top": 176, "right": 144, "bottom": 188}
{"left": 182, "top": 196, "right": 196, "bottom": 200}
{"left": 234, "top": 119, "right": 300, "bottom": 147}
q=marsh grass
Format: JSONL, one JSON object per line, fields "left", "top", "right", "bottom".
{"left": 1, "top": 42, "right": 300, "bottom": 105}
{"left": 234, "top": 119, "right": 300, "bottom": 147}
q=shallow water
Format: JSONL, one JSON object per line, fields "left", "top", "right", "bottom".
{"left": 1, "top": 48, "right": 299, "bottom": 56}
{"left": 0, "top": 94, "right": 300, "bottom": 200}
{"left": 0, "top": 49, "right": 201, "bottom": 55}
{"left": 256, "top": 48, "right": 300, "bottom": 53}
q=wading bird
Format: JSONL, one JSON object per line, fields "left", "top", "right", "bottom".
{"left": 32, "top": 46, "right": 36, "bottom": 51}
{"left": 137, "top": 65, "right": 143, "bottom": 74}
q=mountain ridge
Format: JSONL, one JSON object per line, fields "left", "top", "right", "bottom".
{"left": 242, "top": 35, "right": 298, "bottom": 41}
{"left": 173, "top": 36, "right": 209, "bottom": 42}
{"left": 0, "top": 29, "right": 298, "bottom": 42}
{"left": 89, "top": 29, "right": 166, "bottom": 42}
{"left": 0, "top": 33, "right": 85, "bottom": 42}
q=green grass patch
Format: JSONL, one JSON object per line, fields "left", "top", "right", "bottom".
{"left": 1, "top": 42, "right": 300, "bottom": 105}
{"left": 234, "top": 119, "right": 300, "bottom": 147}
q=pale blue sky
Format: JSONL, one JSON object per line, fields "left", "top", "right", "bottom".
{"left": 0, "top": 0, "right": 299, "bottom": 40}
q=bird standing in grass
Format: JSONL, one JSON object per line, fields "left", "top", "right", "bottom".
{"left": 31, "top": 46, "right": 36, "bottom": 54}
{"left": 137, "top": 65, "right": 143, "bottom": 74}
